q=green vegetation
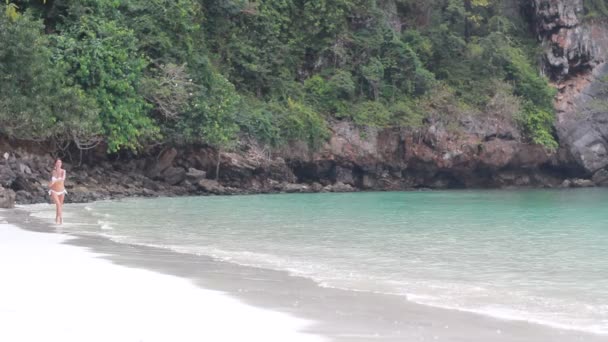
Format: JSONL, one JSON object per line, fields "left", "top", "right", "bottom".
{"left": 0, "top": 0, "right": 559, "bottom": 153}
{"left": 584, "top": 0, "right": 608, "bottom": 18}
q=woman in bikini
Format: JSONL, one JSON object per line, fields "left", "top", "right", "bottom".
{"left": 49, "top": 158, "right": 67, "bottom": 224}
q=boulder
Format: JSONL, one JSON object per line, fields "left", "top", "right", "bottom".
{"left": 310, "top": 182, "right": 324, "bottom": 192}
{"left": 71, "top": 186, "right": 90, "bottom": 194}
{"left": 558, "top": 115, "right": 608, "bottom": 174}
{"left": 12, "top": 176, "right": 38, "bottom": 193}
{"left": 18, "top": 163, "right": 32, "bottom": 175}
{"left": 15, "top": 190, "right": 33, "bottom": 204}
{"left": 157, "top": 148, "right": 178, "bottom": 170}
{"left": 0, "top": 164, "right": 16, "bottom": 188}
{"left": 181, "top": 180, "right": 198, "bottom": 193}
{"left": 571, "top": 178, "right": 594, "bottom": 188}
{"left": 0, "top": 186, "right": 16, "bottom": 208}
{"left": 267, "top": 179, "right": 280, "bottom": 191}
{"left": 143, "top": 178, "right": 161, "bottom": 191}
{"left": 592, "top": 168, "right": 608, "bottom": 186}
{"left": 219, "top": 152, "right": 261, "bottom": 183}
{"left": 142, "top": 188, "right": 157, "bottom": 197}
{"left": 281, "top": 183, "right": 309, "bottom": 193}
{"left": 146, "top": 148, "right": 178, "bottom": 178}
{"left": 162, "top": 166, "right": 187, "bottom": 185}
{"left": 185, "top": 168, "right": 207, "bottom": 183}
{"left": 325, "top": 182, "right": 354, "bottom": 193}
{"left": 198, "top": 179, "right": 225, "bottom": 194}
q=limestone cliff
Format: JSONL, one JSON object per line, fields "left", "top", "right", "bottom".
{"left": 533, "top": 0, "right": 608, "bottom": 184}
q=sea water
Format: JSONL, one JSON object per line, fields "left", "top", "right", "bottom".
{"left": 26, "top": 189, "right": 608, "bottom": 335}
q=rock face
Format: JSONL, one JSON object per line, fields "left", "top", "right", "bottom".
{"left": 0, "top": 112, "right": 572, "bottom": 207}
{"left": 278, "top": 119, "right": 566, "bottom": 190}
{"left": 146, "top": 147, "right": 178, "bottom": 178}
{"left": 532, "top": 0, "right": 608, "bottom": 180}
{"left": 532, "top": 0, "right": 597, "bottom": 78}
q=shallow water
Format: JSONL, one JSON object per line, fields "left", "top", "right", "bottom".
{"left": 26, "top": 189, "right": 608, "bottom": 335}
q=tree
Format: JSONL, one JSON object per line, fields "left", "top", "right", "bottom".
{"left": 0, "top": 10, "right": 99, "bottom": 145}
{"left": 52, "top": 15, "right": 158, "bottom": 152}
{"left": 179, "top": 72, "right": 240, "bottom": 180}
{"left": 140, "top": 63, "right": 196, "bottom": 121}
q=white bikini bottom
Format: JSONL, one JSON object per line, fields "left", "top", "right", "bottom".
{"left": 49, "top": 189, "right": 68, "bottom": 196}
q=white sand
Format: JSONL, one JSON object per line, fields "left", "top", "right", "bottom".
{"left": 0, "top": 222, "right": 326, "bottom": 342}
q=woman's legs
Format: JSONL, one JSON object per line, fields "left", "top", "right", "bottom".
{"left": 58, "top": 194, "right": 65, "bottom": 224}
{"left": 51, "top": 192, "right": 60, "bottom": 224}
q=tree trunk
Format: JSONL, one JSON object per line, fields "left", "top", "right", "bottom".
{"left": 215, "top": 147, "right": 221, "bottom": 181}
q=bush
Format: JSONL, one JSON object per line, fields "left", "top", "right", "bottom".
{"left": 351, "top": 101, "right": 391, "bottom": 127}
{"left": 283, "top": 99, "right": 329, "bottom": 148}
{"left": 237, "top": 99, "right": 283, "bottom": 147}
{"left": 390, "top": 100, "right": 424, "bottom": 128}
{"left": 238, "top": 98, "right": 329, "bottom": 149}
{"left": 304, "top": 75, "right": 333, "bottom": 112}
{"left": 518, "top": 102, "right": 558, "bottom": 150}
{"left": 584, "top": 0, "right": 608, "bottom": 18}
{"left": 328, "top": 70, "right": 356, "bottom": 100}
{"left": 484, "top": 81, "right": 522, "bottom": 122}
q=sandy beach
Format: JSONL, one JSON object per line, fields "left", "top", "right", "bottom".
{"left": 0, "top": 217, "right": 325, "bottom": 342}
{"left": 1, "top": 204, "right": 607, "bottom": 342}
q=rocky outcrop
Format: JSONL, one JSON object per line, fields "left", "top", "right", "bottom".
{"left": 533, "top": 0, "right": 581, "bottom": 33}
{"left": 532, "top": 0, "right": 600, "bottom": 78}
{"left": 161, "top": 166, "right": 187, "bottom": 185}
{"left": 185, "top": 168, "right": 207, "bottom": 183}
{"left": 275, "top": 118, "right": 566, "bottom": 190}
{"left": 532, "top": 0, "right": 608, "bottom": 182}
{"left": 553, "top": 60, "right": 608, "bottom": 179}
{"left": 0, "top": 112, "right": 574, "bottom": 206}
{"left": 0, "top": 186, "right": 16, "bottom": 208}
{"left": 197, "top": 179, "right": 226, "bottom": 195}
{"left": 146, "top": 147, "right": 178, "bottom": 178}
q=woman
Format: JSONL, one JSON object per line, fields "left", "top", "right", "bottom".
{"left": 49, "top": 158, "right": 67, "bottom": 224}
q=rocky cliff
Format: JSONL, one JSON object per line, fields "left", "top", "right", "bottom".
{"left": 533, "top": 0, "right": 608, "bottom": 184}
{"left": 0, "top": 108, "right": 592, "bottom": 207}
{"left": 0, "top": 114, "right": 570, "bottom": 207}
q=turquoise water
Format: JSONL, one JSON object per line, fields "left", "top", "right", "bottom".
{"left": 29, "top": 189, "right": 608, "bottom": 334}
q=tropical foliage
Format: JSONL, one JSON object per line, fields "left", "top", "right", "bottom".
{"left": 0, "top": 0, "right": 559, "bottom": 152}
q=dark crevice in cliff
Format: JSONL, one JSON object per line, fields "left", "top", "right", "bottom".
{"left": 290, "top": 161, "right": 331, "bottom": 185}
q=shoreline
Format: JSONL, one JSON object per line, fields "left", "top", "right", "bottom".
{"left": 0, "top": 212, "right": 326, "bottom": 342}
{"left": 0, "top": 139, "right": 597, "bottom": 208}
{"left": 2, "top": 202, "right": 607, "bottom": 341}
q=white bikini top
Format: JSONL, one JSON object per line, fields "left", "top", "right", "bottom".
{"left": 52, "top": 171, "right": 65, "bottom": 182}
